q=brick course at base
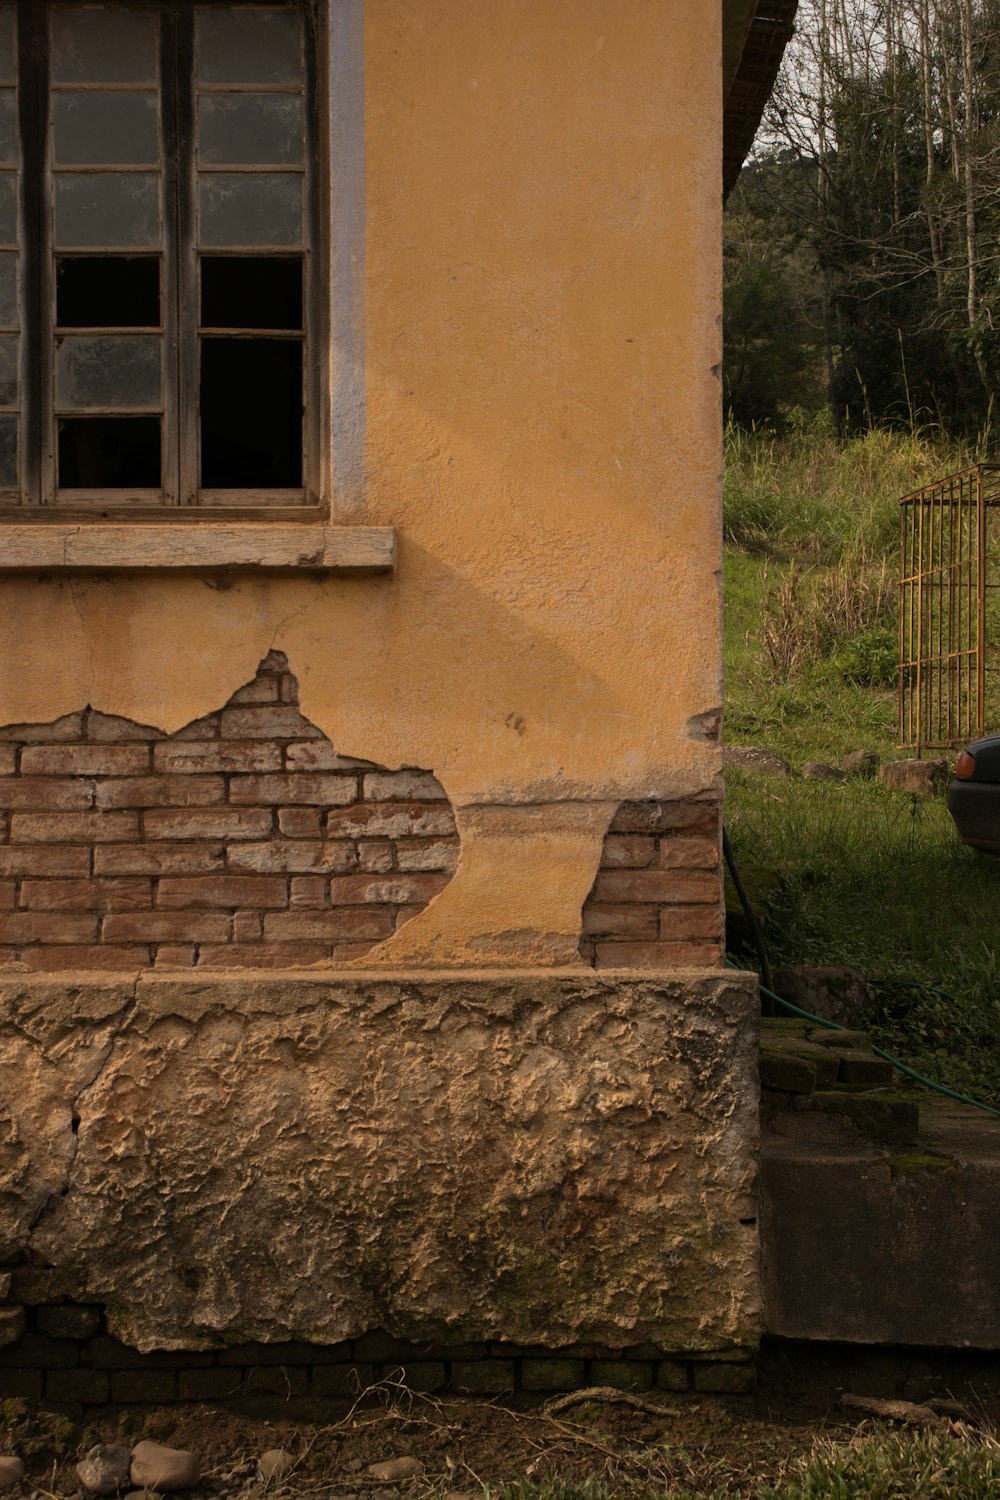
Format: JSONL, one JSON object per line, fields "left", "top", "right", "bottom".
{"left": 580, "top": 796, "right": 723, "bottom": 968}
{"left": 0, "top": 653, "right": 458, "bottom": 969}
{"left": 0, "top": 1304, "right": 755, "bottom": 1407}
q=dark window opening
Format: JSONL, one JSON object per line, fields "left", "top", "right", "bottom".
{"left": 200, "top": 338, "right": 301, "bottom": 488}
{"left": 58, "top": 416, "right": 161, "bottom": 488}
{"left": 201, "top": 256, "right": 302, "bottom": 331}
{"left": 56, "top": 257, "right": 161, "bottom": 329}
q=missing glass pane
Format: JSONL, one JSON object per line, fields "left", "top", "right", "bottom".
{"left": 200, "top": 338, "right": 301, "bottom": 488}
{"left": 200, "top": 257, "right": 302, "bottom": 330}
{"left": 57, "top": 257, "right": 160, "bottom": 328}
{"left": 58, "top": 416, "right": 161, "bottom": 487}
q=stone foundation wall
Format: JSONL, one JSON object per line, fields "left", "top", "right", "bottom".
{"left": 0, "top": 970, "right": 760, "bottom": 1356}
{"left": 0, "top": 653, "right": 457, "bottom": 970}
{"left": 580, "top": 797, "right": 723, "bottom": 968}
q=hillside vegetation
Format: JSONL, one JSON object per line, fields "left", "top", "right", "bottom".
{"left": 723, "top": 420, "right": 1000, "bottom": 1107}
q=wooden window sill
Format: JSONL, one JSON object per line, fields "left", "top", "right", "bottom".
{"left": 0, "top": 524, "right": 396, "bottom": 573}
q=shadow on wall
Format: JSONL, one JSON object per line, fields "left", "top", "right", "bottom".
{"left": 0, "top": 651, "right": 459, "bottom": 970}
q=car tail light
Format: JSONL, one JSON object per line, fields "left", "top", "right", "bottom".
{"left": 956, "top": 749, "right": 977, "bottom": 778}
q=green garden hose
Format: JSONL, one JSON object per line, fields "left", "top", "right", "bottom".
{"left": 723, "top": 828, "right": 1000, "bottom": 1119}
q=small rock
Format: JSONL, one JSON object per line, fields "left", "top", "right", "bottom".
{"left": 843, "top": 749, "right": 879, "bottom": 778}
{"left": 0, "top": 1458, "right": 24, "bottom": 1490}
{"left": 130, "top": 1443, "right": 201, "bottom": 1494}
{"left": 722, "top": 745, "right": 792, "bottom": 777}
{"left": 124, "top": 1493, "right": 163, "bottom": 1500}
{"left": 257, "top": 1452, "right": 294, "bottom": 1484}
{"left": 77, "top": 1445, "right": 133, "bottom": 1496}
{"left": 344, "top": 1461, "right": 363, "bottom": 1475}
{"left": 367, "top": 1459, "right": 424, "bottom": 1483}
{"left": 879, "top": 758, "right": 948, "bottom": 796}
{"left": 802, "top": 761, "right": 848, "bottom": 782}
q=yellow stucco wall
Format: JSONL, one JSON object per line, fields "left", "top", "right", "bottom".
{"left": 0, "top": 0, "right": 723, "bottom": 967}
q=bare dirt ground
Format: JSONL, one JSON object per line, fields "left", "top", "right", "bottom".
{"left": 0, "top": 1381, "right": 908, "bottom": 1498}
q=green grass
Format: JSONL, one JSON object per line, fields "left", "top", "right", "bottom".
{"left": 488, "top": 1429, "right": 1000, "bottom": 1499}
{"left": 723, "top": 421, "right": 1000, "bottom": 1105}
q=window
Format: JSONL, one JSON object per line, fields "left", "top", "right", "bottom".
{"left": 2, "top": 0, "right": 324, "bottom": 514}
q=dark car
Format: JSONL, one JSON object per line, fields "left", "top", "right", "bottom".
{"left": 947, "top": 734, "right": 1000, "bottom": 853}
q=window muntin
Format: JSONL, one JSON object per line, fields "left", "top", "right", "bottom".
{"left": 3, "top": 0, "right": 320, "bottom": 512}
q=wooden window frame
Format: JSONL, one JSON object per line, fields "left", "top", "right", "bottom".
{"left": 2, "top": 0, "right": 330, "bottom": 523}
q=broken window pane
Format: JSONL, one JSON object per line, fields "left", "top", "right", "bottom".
{"left": 0, "top": 412, "right": 16, "bottom": 485}
{"left": 56, "top": 335, "right": 161, "bottom": 411}
{"left": 57, "top": 257, "right": 160, "bottom": 328}
{"left": 0, "top": 333, "right": 17, "bottom": 404}
{"left": 0, "top": 253, "right": 17, "bottom": 327}
{"left": 199, "top": 173, "right": 302, "bottom": 248}
{"left": 58, "top": 416, "right": 161, "bottom": 487}
{"left": 200, "top": 338, "right": 301, "bottom": 487}
{"left": 55, "top": 174, "right": 160, "bottom": 248}
{"left": 199, "top": 94, "right": 304, "bottom": 167}
{"left": 53, "top": 92, "right": 159, "bottom": 167}
{"left": 50, "top": 6, "right": 158, "bottom": 85}
{"left": 196, "top": 9, "right": 303, "bottom": 86}
{"left": 0, "top": 5, "right": 15, "bottom": 88}
{"left": 201, "top": 257, "right": 302, "bottom": 330}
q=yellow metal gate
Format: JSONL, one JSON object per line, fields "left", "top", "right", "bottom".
{"left": 898, "top": 464, "right": 1000, "bottom": 753}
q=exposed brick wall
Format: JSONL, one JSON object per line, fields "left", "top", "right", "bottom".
{"left": 0, "top": 653, "right": 458, "bottom": 970}
{"left": 580, "top": 796, "right": 723, "bottom": 968}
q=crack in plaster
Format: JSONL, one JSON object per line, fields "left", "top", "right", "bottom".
{"left": 22, "top": 980, "right": 141, "bottom": 1245}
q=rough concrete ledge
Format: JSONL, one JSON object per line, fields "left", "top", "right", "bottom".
{"left": 0, "top": 968, "right": 759, "bottom": 1356}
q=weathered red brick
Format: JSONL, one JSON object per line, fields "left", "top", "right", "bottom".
{"left": 659, "top": 838, "right": 720, "bottom": 870}
{"left": 86, "top": 710, "right": 164, "bottom": 742}
{"left": 230, "top": 773, "right": 358, "bottom": 807}
{"left": 326, "top": 804, "right": 457, "bottom": 839}
{"left": 593, "top": 939, "right": 720, "bottom": 968}
{"left": 363, "top": 770, "right": 447, "bottom": 802}
{"left": 196, "top": 942, "right": 329, "bottom": 967}
{"left": 95, "top": 775, "right": 225, "bottom": 809}
{"left": 10, "top": 811, "right": 138, "bottom": 843}
{"left": 608, "top": 801, "right": 718, "bottom": 836}
{"left": 0, "top": 711, "right": 85, "bottom": 742}
{"left": 17, "top": 945, "right": 149, "bottom": 970}
{"left": 102, "top": 912, "right": 231, "bottom": 942}
{"left": 225, "top": 676, "right": 280, "bottom": 705}
{"left": 581, "top": 904, "right": 658, "bottom": 938}
{"left": 144, "top": 808, "right": 273, "bottom": 840}
{"left": 0, "top": 882, "right": 14, "bottom": 909}
{"left": 0, "top": 745, "right": 15, "bottom": 776}
{"left": 327, "top": 873, "right": 450, "bottom": 906}
{"left": 357, "top": 840, "right": 393, "bottom": 873}
{"left": 263, "top": 908, "right": 394, "bottom": 941}
{"left": 227, "top": 840, "right": 356, "bottom": 874}
{"left": 153, "top": 740, "right": 281, "bottom": 773}
{"left": 20, "top": 744, "right": 149, "bottom": 776}
{"left": 156, "top": 876, "right": 287, "bottom": 909}
{"left": 659, "top": 906, "right": 723, "bottom": 940}
{"left": 591, "top": 870, "right": 720, "bottom": 905}
{"left": 284, "top": 741, "right": 363, "bottom": 771}
{"left": 394, "top": 840, "right": 459, "bottom": 873}
{"left": 20, "top": 878, "right": 152, "bottom": 911}
{"left": 0, "top": 912, "right": 98, "bottom": 943}
{"left": 95, "top": 842, "right": 225, "bottom": 875}
{"left": 219, "top": 705, "right": 322, "bottom": 740}
{"left": 153, "top": 946, "right": 196, "bottom": 967}
{"left": 330, "top": 940, "right": 383, "bottom": 962}
{"left": 599, "top": 835, "right": 657, "bottom": 869}
{"left": 0, "top": 846, "right": 90, "bottom": 877}
{"left": 233, "top": 911, "right": 263, "bottom": 942}
{"left": 0, "top": 777, "right": 94, "bottom": 810}
{"left": 289, "top": 876, "right": 326, "bottom": 905}
{"left": 170, "top": 713, "right": 220, "bottom": 740}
